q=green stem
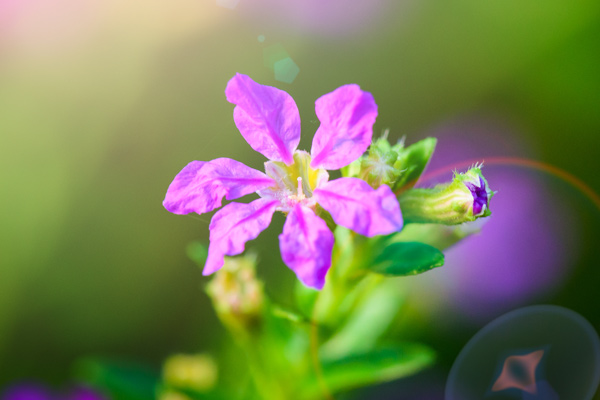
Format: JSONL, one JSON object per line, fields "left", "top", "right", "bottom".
{"left": 312, "top": 230, "right": 379, "bottom": 329}
{"left": 234, "top": 330, "right": 288, "bottom": 400}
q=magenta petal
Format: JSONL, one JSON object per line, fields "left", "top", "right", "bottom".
{"left": 314, "top": 177, "right": 403, "bottom": 237}
{"left": 204, "top": 198, "right": 279, "bottom": 275}
{"left": 310, "top": 84, "right": 378, "bottom": 170}
{"left": 163, "top": 160, "right": 206, "bottom": 212}
{"left": 163, "top": 158, "right": 275, "bottom": 215}
{"left": 279, "top": 205, "right": 334, "bottom": 290}
{"left": 225, "top": 73, "right": 300, "bottom": 164}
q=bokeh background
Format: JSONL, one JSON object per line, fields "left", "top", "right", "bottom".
{"left": 1, "top": 0, "right": 599, "bottom": 398}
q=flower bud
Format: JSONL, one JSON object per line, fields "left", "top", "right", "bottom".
{"left": 162, "top": 354, "right": 218, "bottom": 393}
{"left": 158, "top": 390, "right": 192, "bottom": 400}
{"left": 342, "top": 134, "right": 436, "bottom": 191}
{"left": 206, "top": 254, "right": 264, "bottom": 330}
{"left": 399, "top": 165, "right": 494, "bottom": 225}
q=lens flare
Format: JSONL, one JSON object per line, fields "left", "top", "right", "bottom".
{"left": 446, "top": 305, "right": 600, "bottom": 400}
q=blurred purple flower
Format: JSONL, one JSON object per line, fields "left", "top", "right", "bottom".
{"left": 448, "top": 171, "right": 572, "bottom": 315}
{"left": 64, "top": 387, "right": 106, "bottom": 400}
{"left": 237, "top": 0, "right": 401, "bottom": 37}
{"left": 2, "top": 383, "right": 106, "bottom": 400}
{"left": 2, "top": 383, "right": 50, "bottom": 400}
{"left": 163, "top": 73, "right": 403, "bottom": 289}
{"left": 413, "top": 116, "right": 579, "bottom": 321}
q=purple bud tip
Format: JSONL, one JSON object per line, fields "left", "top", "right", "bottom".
{"left": 465, "top": 176, "right": 488, "bottom": 216}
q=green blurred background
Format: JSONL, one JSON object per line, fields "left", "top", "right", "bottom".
{"left": 1, "top": 0, "right": 599, "bottom": 397}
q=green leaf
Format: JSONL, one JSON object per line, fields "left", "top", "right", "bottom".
{"left": 73, "top": 358, "right": 159, "bottom": 400}
{"left": 303, "top": 344, "right": 435, "bottom": 398}
{"left": 186, "top": 241, "right": 208, "bottom": 267}
{"left": 393, "top": 137, "right": 437, "bottom": 191}
{"left": 370, "top": 242, "right": 444, "bottom": 276}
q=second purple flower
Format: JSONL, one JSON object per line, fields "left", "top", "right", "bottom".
{"left": 163, "top": 73, "right": 403, "bottom": 289}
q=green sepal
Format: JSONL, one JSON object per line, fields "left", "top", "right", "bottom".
{"left": 392, "top": 137, "right": 437, "bottom": 191}
{"left": 301, "top": 344, "right": 435, "bottom": 398}
{"left": 369, "top": 241, "right": 444, "bottom": 276}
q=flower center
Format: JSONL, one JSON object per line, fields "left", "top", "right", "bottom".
{"left": 257, "top": 150, "right": 329, "bottom": 212}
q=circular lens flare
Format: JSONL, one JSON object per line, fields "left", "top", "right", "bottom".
{"left": 446, "top": 305, "right": 600, "bottom": 400}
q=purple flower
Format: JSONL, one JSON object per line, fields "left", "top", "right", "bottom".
{"left": 2, "top": 383, "right": 50, "bottom": 400}
{"left": 164, "top": 73, "right": 403, "bottom": 289}
{"left": 464, "top": 176, "right": 489, "bottom": 216}
{"left": 1, "top": 383, "right": 107, "bottom": 400}
{"left": 406, "top": 116, "right": 579, "bottom": 321}
{"left": 237, "top": 0, "right": 399, "bottom": 37}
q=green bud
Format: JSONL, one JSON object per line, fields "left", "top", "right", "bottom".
{"left": 206, "top": 254, "right": 264, "bottom": 330}
{"left": 399, "top": 165, "right": 494, "bottom": 225}
{"left": 341, "top": 157, "right": 362, "bottom": 179}
{"left": 158, "top": 390, "right": 192, "bottom": 400}
{"left": 341, "top": 133, "right": 436, "bottom": 192}
{"left": 162, "top": 354, "right": 218, "bottom": 393}
{"left": 359, "top": 137, "right": 400, "bottom": 189}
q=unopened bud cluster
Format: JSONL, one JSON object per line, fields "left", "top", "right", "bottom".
{"left": 343, "top": 133, "right": 437, "bottom": 191}
{"left": 206, "top": 255, "right": 264, "bottom": 329}
{"left": 162, "top": 354, "right": 218, "bottom": 393}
